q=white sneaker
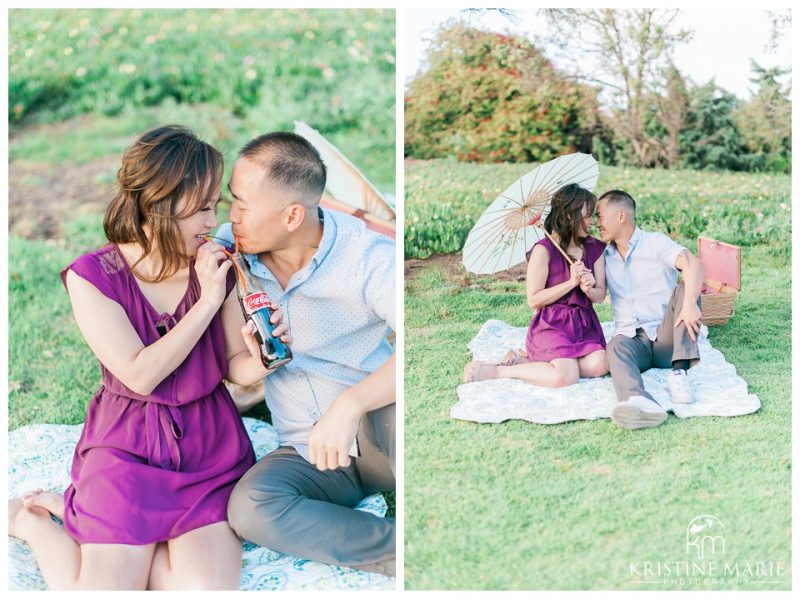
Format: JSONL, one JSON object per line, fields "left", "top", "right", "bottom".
{"left": 668, "top": 369, "right": 695, "bottom": 404}
{"left": 611, "top": 395, "right": 668, "bottom": 429}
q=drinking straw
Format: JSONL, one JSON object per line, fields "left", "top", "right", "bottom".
{"left": 204, "top": 236, "right": 247, "bottom": 289}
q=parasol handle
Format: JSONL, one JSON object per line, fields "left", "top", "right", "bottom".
{"left": 539, "top": 227, "right": 575, "bottom": 266}
{"left": 529, "top": 213, "right": 575, "bottom": 266}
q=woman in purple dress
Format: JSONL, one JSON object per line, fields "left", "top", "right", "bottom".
{"left": 8, "top": 125, "right": 289, "bottom": 590}
{"left": 463, "top": 183, "right": 608, "bottom": 387}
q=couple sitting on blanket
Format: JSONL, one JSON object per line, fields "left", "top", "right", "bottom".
{"left": 463, "top": 184, "right": 704, "bottom": 429}
{"left": 9, "top": 126, "right": 395, "bottom": 589}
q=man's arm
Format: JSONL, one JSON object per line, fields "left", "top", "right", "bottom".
{"left": 674, "top": 249, "right": 704, "bottom": 341}
{"left": 308, "top": 233, "right": 396, "bottom": 471}
{"left": 308, "top": 352, "right": 395, "bottom": 471}
{"left": 580, "top": 253, "right": 606, "bottom": 303}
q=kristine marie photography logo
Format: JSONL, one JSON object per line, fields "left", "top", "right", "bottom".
{"left": 629, "top": 515, "right": 786, "bottom": 588}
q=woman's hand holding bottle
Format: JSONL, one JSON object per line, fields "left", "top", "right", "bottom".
{"left": 195, "top": 241, "right": 232, "bottom": 311}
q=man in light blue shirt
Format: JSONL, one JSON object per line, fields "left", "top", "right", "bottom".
{"left": 221, "top": 132, "right": 395, "bottom": 576}
{"left": 596, "top": 190, "right": 704, "bottom": 429}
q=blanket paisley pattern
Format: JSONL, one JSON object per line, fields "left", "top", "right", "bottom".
{"left": 8, "top": 417, "right": 394, "bottom": 591}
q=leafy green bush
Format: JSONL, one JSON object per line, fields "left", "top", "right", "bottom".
{"left": 405, "top": 160, "right": 791, "bottom": 259}
{"left": 404, "top": 22, "right": 598, "bottom": 163}
{"left": 8, "top": 9, "right": 395, "bottom": 137}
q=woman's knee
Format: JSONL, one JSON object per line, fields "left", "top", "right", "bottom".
{"left": 549, "top": 364, "right": 579, "bottom": 387}
{"left": 157, "top": 526, "right": 242, "bottom": 591}
{"left": 582, "top": 351, "right": 609, "bottom": 378}
{"left": 583, "top": 364, "right": 608, "bottom": 378}
{"left": 78, "top": 543, "right": 156, "bottom": 590}
{"left": 553, "top": 373, "right": 579, "bottom": 387}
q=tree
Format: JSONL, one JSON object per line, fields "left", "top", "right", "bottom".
{"left": 766, "top": 10, "right": 791, "bottom": 53}
{"left": 735, "top": 61, "right": 791, "bottom": 172}
{"left": 679, "top": 82, "right": 752, "bottom": 172}
{"left": 543, "top": 9, "right": 693, "bottom": 167}
{"left": 653, "top": 64, "right": 690, "bottom": 168}
{"left": 404, "top": 21, "right": 600, "bottom": 162}
{"left": 460, "top": 8, "right": 523, "bottom": 26}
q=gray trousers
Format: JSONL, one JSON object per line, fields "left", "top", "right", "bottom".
{"left": 607, "top": 282, "right": 700, "bottom": 402}
{"left": 227, "top": 403, "right": 396, "bottom": 576}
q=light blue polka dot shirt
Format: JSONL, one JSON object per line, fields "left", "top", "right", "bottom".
{"left": 217, "top": 208, "right": 395, "bottom": 462}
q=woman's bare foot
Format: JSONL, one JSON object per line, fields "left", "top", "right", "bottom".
{"left": 462, "top": 361, "right": 498, "bottom": 383}
{"left": 501, "top": 349, "right": 529, "bottom": 366}
{"left": 22, "top": 490, "right": 65, "bottom": 521}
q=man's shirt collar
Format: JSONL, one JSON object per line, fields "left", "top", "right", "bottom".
{"left": 243, "top": 207, "right": 336, "bottom": 282}
{"left": 606, "top": 226, "right": 642, "bottom": 257}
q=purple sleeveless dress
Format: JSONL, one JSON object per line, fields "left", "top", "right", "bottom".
{"left": 59, "top": 245, "right": 256, "bottom": 545}
{"left": 525, "top": 236, "right": 607, "bottom": 362}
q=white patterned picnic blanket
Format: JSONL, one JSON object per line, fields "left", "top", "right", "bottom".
{"left": 452, "top": 320, "right": 761, "bottom": 424}
{"left": 8, "top": 418, "right": 394, "bottom": 591}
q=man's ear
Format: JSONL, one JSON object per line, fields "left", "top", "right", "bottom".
{"left": 285, "top": 203, "right": 306, "bottom": 232}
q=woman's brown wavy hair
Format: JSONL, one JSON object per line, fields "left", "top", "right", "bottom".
{"left": 544, "top": 183, "right": 597, "bottom": 261}
{"left": 103, "top": 125, "right": 223, "bottom": 282}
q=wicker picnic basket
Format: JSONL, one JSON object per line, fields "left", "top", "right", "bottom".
{"left": 698, "top": 236, "right": 741, "bottom": 326}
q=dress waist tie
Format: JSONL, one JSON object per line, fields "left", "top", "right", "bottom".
{"left": 143, "top": 312, "right": 185, "bottom": 470}
{"left": 550, "top": 302, "right": 592, "bottom": 329}
{"left": 144, "top": 401, "right": 184, "bottom": 471}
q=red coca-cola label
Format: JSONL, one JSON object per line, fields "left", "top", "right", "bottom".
{"left": 244, "top": 292, "right": 270, "bottom": 314}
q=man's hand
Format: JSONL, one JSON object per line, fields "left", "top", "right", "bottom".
{"left": 569, "top": 260, "right": 589, "bottom": 287}
{"left": 240, "top": 308, "right": 292, "bottom": 367}
{"left": 675, "top": 302, "right": 703, "bottom": 341}
{"left": 579, "top": 271, "right": 596, "bottom": 294}
{"left": 308, "top": 392, "right": 362, "bottom": 471}
{"left": 673, "top": 249, "right": 704, "bottom": 343}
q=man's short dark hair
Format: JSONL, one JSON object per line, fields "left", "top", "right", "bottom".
{"left": 598, "top": 189, "right": 636, "bottom": 216}
{"left": 240, "top": 132, "right": 327, "bottom": 206}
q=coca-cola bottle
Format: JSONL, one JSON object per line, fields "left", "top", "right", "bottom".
{"left": 231, "top": 254, "right": 292, "bottom": 370}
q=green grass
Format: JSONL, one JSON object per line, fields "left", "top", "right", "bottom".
{"left": 8, "top": 214, "right": 113, "bottom": 427}
{"left": 10, "top": 101, "right": 395, "bottom": 195}
{"left": 9, "top": 8, "right": 396, "bottom": 192}
{"left": 404, "top": 159, "right": 791, "bottom": 589}
{"left": 405, "top": 159, "right": 791, "bottom": 258}
{"left": 405, "top": 251, "right": 790, "bottom": 589}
